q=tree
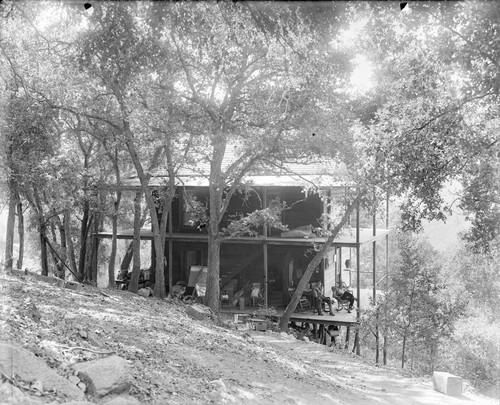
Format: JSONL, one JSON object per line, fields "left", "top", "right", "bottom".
{"left": 342, "top": 1, "right": 499, "bottom": 240}
{"left": 0, "top": 1, "right": 113, "bottom": 282}
{"left": 281, "top": 0, "right": 500, "bottom": 333}
{"left": 364, "top": 230, "right": 460, "bottom": 371}
{"left": 76, "top": 2, "right": 198, "bottom": 296}
{"left": 1, "top": 92, "right": 60, "bottom": 276}
{"left": 166, "top": 1, "right": 352, "bottom": 310}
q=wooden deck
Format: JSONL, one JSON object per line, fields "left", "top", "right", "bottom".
{"left": 219, "top": 306, "right": 359, "bottom": 327}
{"left": 97, "top": 228, "right": 390, "bottom": 247}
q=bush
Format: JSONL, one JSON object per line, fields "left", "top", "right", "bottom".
{"left": 439, "top": 313, "right": 500, "bottom": 396}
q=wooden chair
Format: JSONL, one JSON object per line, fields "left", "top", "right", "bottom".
{"left": 288, "top": 288, "right": 311, "bottom": 311}
{"left": 250, "top": 282, "right": 263, "bottom": 307}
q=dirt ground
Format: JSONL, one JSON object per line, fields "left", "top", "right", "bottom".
{"left": 0, "top": 272, "right": 497, "bottom": 405}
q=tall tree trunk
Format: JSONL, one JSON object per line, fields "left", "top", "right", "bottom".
{"left": 430, "top": 343, "right": 436, "bottom": 373}
{"left": 279, "top": 196, "right": 361, "bottom": 330}
{"left": 33, "top": 188, "right": 49, "bottom": 276}
{"left": 375, "top": 311, "right": 380, "bottom": 364}
{"left": 64, "top": 211, "right": 78, "bottom": 279}
{"left": 49, "top": 213, "right": 66, "bottom": 279}
{"left": 16, "top": 199, "right": 24, "bottom": 270}
{"left": 91, "top": 207, "right": 100, "bottom": 283}
{"left": 84, "top": 217, "right": 94, "bottom": 282}
{"left": 152, "top": 190, "right": 172, "bottom": 299}
{"left": 151, "top": 134, "right": 177, "bottom": 299}
{"left": 3, "top": 181, "right": 16, "bottom": 272}
{"left": 57, "top": 216, "right": 66, "bottom": 280}
{"left": 352, "top": 330, "right": 359, "bottom": 354}
{"left": 401, "top": 332, "right": 407, "bottom": 369}
{"left": 410, "top": 333, "right": 415, "bottom": 373}
{"left": 206, "top": 235, "right": 222, "bottom": 309}
{"left": 40, "top": 230, "right": 49, "bottom": 276}
{"left": 121, "top": 242, "right": 133, "bottom": 272}
{"left": 205, "top": 132, "right": 226, "bottom": 310}
{"left": 383, "top": 333, "right": 388, "bottom": 366}
{"left": 78, "top": 201, "right": 90, "bottom": 280}
{"left": 129, "top": 190, "right": 142, "bottom": 293}
{"left": 108, "top": 190, "right": 121, "bottom": 289}
{"left": 118, "top": 199, "right": 157, "bottom": 275}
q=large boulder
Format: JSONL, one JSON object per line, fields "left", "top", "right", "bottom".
{"left": 0, "top": 342, "right": 84, "bottom": 401}
{"left": 72, "top": 355, "right": 132, "bottom": 399}
{"left": 432, "top": 371, "right": 463, "bottom": 397}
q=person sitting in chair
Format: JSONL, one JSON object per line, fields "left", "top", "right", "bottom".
{"left": 331, "top": 282, "right": 356, "bottom": 313}
{"left": 312, "top": 281, "right": 335, "bottom": 316}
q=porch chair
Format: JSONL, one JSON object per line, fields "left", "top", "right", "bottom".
{"left": 250, "top": 282, "right": 263, "bottom": 307}
{"left": 288, "top": 288, "right": 311, "bottom": 311}
{"left": 183, "top": 265, "right": 208, "bottom": 304}
{"left": 331, "top": 284, "right": 353, "bottom": 312}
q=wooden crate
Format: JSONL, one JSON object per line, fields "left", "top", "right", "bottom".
{"left": 250, "top": 319, "right": 268, "bottom": 331}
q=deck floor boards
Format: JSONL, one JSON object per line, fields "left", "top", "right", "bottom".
{"left": 220, "top": 306, "right": 358, "bottom": 327}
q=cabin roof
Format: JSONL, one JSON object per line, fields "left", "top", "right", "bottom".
{"left": 120, "top": 159, "right": 351, "bottom": 189}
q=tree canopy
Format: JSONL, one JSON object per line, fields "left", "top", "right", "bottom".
{"left": 1, "top": 1, "right": 498, "bottom": 305}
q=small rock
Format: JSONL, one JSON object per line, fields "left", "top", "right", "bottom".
{"left": 185, "top": 304, "right": 213, "bottom": 321}
{"left": 77, "top": 382, "right": 87, "bottom": 392}
{"left": 0, "top": 381, "right": 29, "bottom": 403}
{"left": 137, "top": 288, "right": 153, "bottom": 297}
{"left": 78, "top": 330, "right": 88, "bottom": 339}
{"left": 99, "top": 395, "right": 141, "bottom": 405}
{"left": 209, "top": 379, "right": 226, "bottom": 391}
{"left": 302, "top": 336, "right": 309, "bottom": 342}
{"left": 87, "top": 330, "right": 101, "bottom": 347}
{"left": 68, "top": 375, "right": 80, "bottom": 385}
{"left": 31, "top": 380, "right": 44, "bottom": 392}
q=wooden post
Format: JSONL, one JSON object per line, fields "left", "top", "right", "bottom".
{"left": 355, "top": 196, "right": 361, "bottom": 356}
{"left": 263, "top": 187, "right": 268, "bottom": 308}
{"left": 383, "top": 191, "right": 390, "bottom": 365}
{"left": 352, "top": 327, "right": 359, "bottom": 354}
{"left": 373, "top": 193, "right": 379, "bottom": 363}
{"left": 168, "top": 205, "right": 173, "bottom": 293}
{"left": 338, "top": 247, "right": 342, "bottom": 286}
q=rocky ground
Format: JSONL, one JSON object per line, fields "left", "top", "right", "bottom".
{"left": 0, "top": 271, "right": 497, "bottom": 405}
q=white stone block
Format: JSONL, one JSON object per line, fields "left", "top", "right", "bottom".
{"left": 432, "top": 371, "right": 463, "bottom": 396}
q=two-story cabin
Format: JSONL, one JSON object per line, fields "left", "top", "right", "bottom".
{"left": 97, "top": 161, "right": 390, "bottom": 325}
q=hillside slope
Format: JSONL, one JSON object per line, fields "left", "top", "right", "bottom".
{"left": 0, "top": 272, "right": 496, "bottom": 405}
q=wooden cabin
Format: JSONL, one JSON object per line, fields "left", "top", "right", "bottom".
{"left": 97, "top": 163, "right": 390, "bottom": 327}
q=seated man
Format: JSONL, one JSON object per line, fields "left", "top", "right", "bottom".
{"left": 331, "top": 283, "right": 356, "bottom": 313}
{"left": 311, "top": 281, "right": 335, "bottom": 316}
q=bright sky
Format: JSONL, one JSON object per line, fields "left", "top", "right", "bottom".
{"left": 34, "top": 2, "right": 92, "bottom": 31}
{"left": 333, "top": 16, "right": 376, "bottom": 97}
{"left": 349, "top": 54, "right": 376, "bottom": 95}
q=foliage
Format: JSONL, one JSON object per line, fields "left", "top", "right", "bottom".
{"left": 338, "top": 2, "right": 499, "bottom": 251}
{"left": 362, "top": 229, "right": 462, "bottom": 371}
{"left": 439, "top": 311, "right": 500, "bottom": 396}
{"left": 1, "top": 1, "right": 498, "bottom": 320}
{"left": 222, "top": 199, "right": 288, "bottom": 237}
